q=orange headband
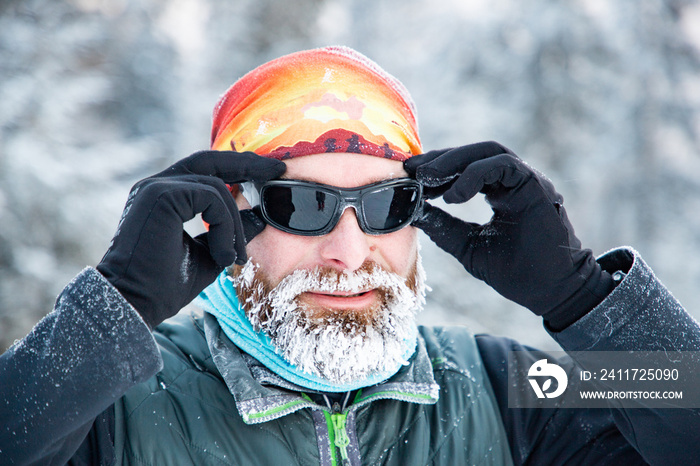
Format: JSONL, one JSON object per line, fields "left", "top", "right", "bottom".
{"left": 210, "top": 46, "right": 421, "bottom": 161}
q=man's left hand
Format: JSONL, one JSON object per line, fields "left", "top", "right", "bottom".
{"left": 405, "top": 142, "right": 614, "bottom": 329}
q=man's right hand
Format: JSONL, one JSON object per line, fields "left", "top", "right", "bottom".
{"left": 96, "top": 151, "right": 285, "bottom": 329}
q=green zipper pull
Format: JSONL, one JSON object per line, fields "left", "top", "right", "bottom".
{"left": 331, "top": 412, "right": 350, "bottom": 465}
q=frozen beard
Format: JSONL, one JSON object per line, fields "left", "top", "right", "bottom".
{"left": 230, "top": 258, "right": 426, "bottom": 386}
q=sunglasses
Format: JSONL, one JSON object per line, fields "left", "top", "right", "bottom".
{"left": 241, "top": 178, "right": 423, "bottom": 236}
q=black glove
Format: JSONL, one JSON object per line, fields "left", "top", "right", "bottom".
{"left": 97, "top": 150, "right": 286, "bottom": 329}
{"left": 405, "top": 142, "right": 614, "bottom": 331}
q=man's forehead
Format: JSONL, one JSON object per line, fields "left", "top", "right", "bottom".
{"left": 281, "top": 152, "right": 409, "bottom": 187}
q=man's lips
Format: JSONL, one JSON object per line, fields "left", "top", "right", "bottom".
{"left": 300, "top": 289, "right": 379, "bottom": 309}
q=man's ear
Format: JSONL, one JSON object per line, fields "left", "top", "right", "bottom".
{"left": 228, "top": 184, "right": 252, "bottom": 210}
{"left": 227, "top": 183, "right": 240, "bottom": 197}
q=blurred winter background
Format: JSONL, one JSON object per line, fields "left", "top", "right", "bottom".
{"left": 2, "top": 0, "right": 700, "bottom": 351}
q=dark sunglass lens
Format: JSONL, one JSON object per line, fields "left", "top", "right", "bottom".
{"left": 262, "top": 185, "right": 338, "bottom": 232}
{"left": 363, "top": 185, "right": 419, "bottom": 231}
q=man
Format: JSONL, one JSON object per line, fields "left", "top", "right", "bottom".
{"left": 1, "top": 46, "right": 699, "bottom": 465}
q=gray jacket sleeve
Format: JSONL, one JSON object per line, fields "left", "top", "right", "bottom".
{"left": 552, "top": 247, "right": 700, "bottom": 352}
{"left": 550, "top": 247, "right": 700, "bottom": 464}
{"left": 0, "top": 267, "right": 163, "bottom": 466}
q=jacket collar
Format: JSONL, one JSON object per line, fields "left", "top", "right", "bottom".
{"left": 202, "top": 313, "right": 439, "bottom": 425}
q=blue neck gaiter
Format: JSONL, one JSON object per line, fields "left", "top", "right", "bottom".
{"left": 195, "top": 271, "right": 417, "bottom": 393}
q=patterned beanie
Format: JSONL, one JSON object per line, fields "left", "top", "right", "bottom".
{"left": 210, "top": 46, "right": 421, "bottom": 161}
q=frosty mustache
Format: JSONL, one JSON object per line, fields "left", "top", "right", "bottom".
{"left": 234, "top": 260, "right": 422, "bottom": 330}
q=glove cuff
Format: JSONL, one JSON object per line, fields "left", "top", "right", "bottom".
{"left": 96, "top": 264, "right": 156, "bottom": 330}
{"left": 543, "top": 264, "right": 616, "bottom": 332}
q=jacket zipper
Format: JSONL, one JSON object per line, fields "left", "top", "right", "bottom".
{"left": 311, "top": 392, "right": 357, "bottom": 466}
{"left": 331, "top": 412, "right": 350, "bottom": 466}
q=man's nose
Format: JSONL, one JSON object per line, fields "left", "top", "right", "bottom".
{"left": 318, "top": 208, "right": 373, "bottom": 271}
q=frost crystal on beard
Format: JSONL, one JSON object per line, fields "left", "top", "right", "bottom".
{"left": 233, "top": 259, "right": 426, "bottom": 385}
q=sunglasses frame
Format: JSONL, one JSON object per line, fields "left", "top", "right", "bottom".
{"left": 242, "top": 178, "right": 424, "bottom": 236}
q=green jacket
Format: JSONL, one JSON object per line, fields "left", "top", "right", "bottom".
{"left": 114, "top": 311, "right": 513, "bottom": 465}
